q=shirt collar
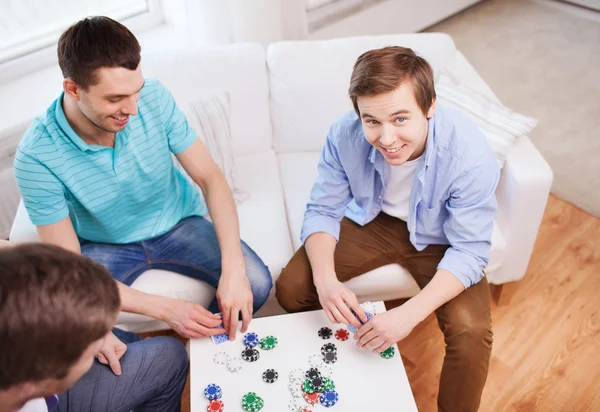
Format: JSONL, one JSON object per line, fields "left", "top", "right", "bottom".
{"left": 54, "top": 92, "right": 92, "bottom": 152}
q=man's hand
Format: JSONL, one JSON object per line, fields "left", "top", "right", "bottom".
{"left": 96, "top": 332, "right": 128, "bottom": 376}
{"left": 316, "top": 278, "right": 367, "bottom": 329}
{"left": 216, "top": 268, "right": 253, "bottom": 340}
{"left": 163, "top": 298, "right": 225, "bottom": 339}
{"left": 354, "top": 304, "right": 420, "bottom": 353}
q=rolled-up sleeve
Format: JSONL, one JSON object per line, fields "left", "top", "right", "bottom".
{"left": 300, "top": 134, "right": 352, "bottom": 244}
{"left": 438, "top": 151, "right": 500, "bottom": 288}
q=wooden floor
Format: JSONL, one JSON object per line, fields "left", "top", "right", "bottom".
{"left": 170, "top": 195, "right": 600, "bottom": 411}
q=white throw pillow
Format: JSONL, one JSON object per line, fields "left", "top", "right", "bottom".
{"left": 172, "top": 93, "right": 247, "bottom": 203}
{"left": 435, "top": 70, "right": 538, "bottom": 168}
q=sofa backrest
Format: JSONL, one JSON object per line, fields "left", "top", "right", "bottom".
{"left": 267, "top": 33, "right": 458, "bottom": 154}
{"left": 142, "top": 43, "right": 272, "bottom": 158}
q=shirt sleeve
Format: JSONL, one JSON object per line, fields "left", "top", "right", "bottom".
{"left": 437, "top": 150, "right": 500, "bottom": 288}
{"left": 157, "top": 81, "right": 197, "bottom": 154}
{"left": 300, "top": 133, "right": 353, "bottom": 244}
{"left": 13, "top": 147, "right": 69, "bottom": 226}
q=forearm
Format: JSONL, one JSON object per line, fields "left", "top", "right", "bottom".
{"left": 117, "top": 282, "right": 167, "bottom": 319}
{"left": 203, "top": 173, "right": 245, "bottom": 273}
{"left": 305, "top": 232, "right": 338, "bottom": 287}
{"left": 404, "top": 269, "right": 465, "bottom": 323}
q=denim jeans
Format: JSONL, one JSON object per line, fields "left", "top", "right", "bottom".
{"left": 81, "top": 215, "right": 273, "bottom": 313}
{"left": 55, "top": 333, "right": 188, "bottom": 412}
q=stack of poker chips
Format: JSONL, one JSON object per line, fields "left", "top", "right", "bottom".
{"left": 204, "top": 384, "right": 224, "bottom": 412}
{"left": 241, "top": 392, "right": 265, "bottom": 411}
{"left": 288, "top": 366, "right": 340, "bottom": 410}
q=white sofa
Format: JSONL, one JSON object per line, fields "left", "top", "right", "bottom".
{"left": 9, "top": 33, "right": 553, "bottom": 332}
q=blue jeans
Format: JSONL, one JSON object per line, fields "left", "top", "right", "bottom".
{"left": 81, "top": 215, "right": 273, "bottom": 313}
{"left": 55, "top": 332, "right": 188, "bottom": 412}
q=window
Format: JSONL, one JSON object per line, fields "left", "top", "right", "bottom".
{"left": 0, "top": 0, "right": 163, "bottom": 64}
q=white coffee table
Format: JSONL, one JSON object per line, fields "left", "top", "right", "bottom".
{"left": 190, "top": 301, "right": 417, "bottom": 411}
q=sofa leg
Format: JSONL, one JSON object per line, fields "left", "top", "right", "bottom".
{"left": 490, "top": 283, "right": 504, "bottom": 306}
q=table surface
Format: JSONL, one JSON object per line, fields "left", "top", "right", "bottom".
{"left": 190, "top": 301, "right": 417, "bottom": 411}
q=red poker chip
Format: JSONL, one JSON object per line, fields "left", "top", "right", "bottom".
{"left": 300, "top": 409, "right": 313, "bottom": 412}
{"left": 207, "top": 399, "right": 224, "bottom": 411}
{"left": 304, "top": 392, "right": 320, "bottom": 405}
{"left": 335, "top": 329, "right": 349, "bottom": 341}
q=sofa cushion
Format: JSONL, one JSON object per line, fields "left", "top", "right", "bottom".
{"left": 142, "top": 44, "right": 272, "bottom": 158}
{"left": 277, "top": 151, "right": 506, "bottom": 298}
{"left": 268, "top": 33, "right": 457, "bottom": 154}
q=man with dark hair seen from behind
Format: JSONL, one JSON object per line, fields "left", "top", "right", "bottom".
{"left": 0, "top": 242, "right": 188, "bottom": 412}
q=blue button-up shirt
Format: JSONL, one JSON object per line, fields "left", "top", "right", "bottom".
{"left": 301, "top": 104, "right": 500, "bottom": 288}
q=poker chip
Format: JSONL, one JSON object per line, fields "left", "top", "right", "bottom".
{"left": 289, "top": 383, "right": 304, "bottom": 398}
{"left": 207, "top": 399, "right": 224, "bottom": 412}
{"left": 304, "top": 368, "right": 321, "bottom": 380}
{"left": 302, "top": 378, "right": 317, "bottom": 394}
{"left": 320, "top": 364, "right": 333, "bottom": 378}
{"left": 308, "top": 354, "right": 323, "bottom": 368}
{"left": 321, "top": 343, "right": 337, "bottom": 355}
{"left": 347, "top": 323, "right": 358, "bottom": 334}
{"left": 243, "top": 332, "right": 260, "bottom": 348}
{"left": 320, "top": 390, "right": 339, "bottom": 407}
{"left": 322, "top": 377, "right": 335, "bottom": 391}
{"left": 262, "top": 369, "right": 278, "bottom": 383}
{"left": 322, "top": 351, "right": 338, "bottom": 364}
{"left": 288, "top": 398, "right": 306, "bottom": 411}
{"left": 289, "top": 369, "right": 305, "bottom": 384}
{"left": 242, "top": 392, "right": 264, "bottom": 411}
{"left": 310, "top": 377, "right": 325, "bottom": 393}
{"left": 226, "top": 357, "right": 244, "bottom": 372}
{"left": 300, "top": 409, "right": 313, "bottom": 412}
{"left": 241, "top": 347, "right": 260, "bottom": 362}
{"left": 204, "top": 383, "right": 222, "bottom": 400}
{"left": 334, "top": 329, "right": 349, "bottom": 341}
{"left": 303, "top": 391, "right": 320, "bottom": 405}
{"left": 318, "top": 327, "right": 333, "bottom": 339}
{"left": 380, "top": 346, "right": 396, "bottom": 359}
{"left": 213, "top": 352, "right": 230, "bottom": 365}
{"left": 259, "top": 335, "right": 278, "bottom": 350}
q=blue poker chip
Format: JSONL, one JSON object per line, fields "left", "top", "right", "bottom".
{"left": 243, "top": 332, "right": 259, "bottom": 347}
{"left": 204, "top": 383, "right": 222, "bottom": 400}
{"left": 320, "top": 390, "right": 339, "bottom": 407}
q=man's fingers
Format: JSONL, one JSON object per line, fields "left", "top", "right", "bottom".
{"left": 96, "top": 353, "right": 108, "bottom": 365}
{"left": 329, "top": 305, "right": 349, "bottom": 325}
{"left": 345, "top": 293, "right": 368, "bottom": 323}
{"left": 323, "top": 307, "right": 336, "bottom": 324}
{"left": 357, "top": 328, "right": 378, "bottom": 347}
{"left": 104, "top": 351, "right": 122, "bottom": 376}
{"left": 240, "top": 305, "right": 252, "bottom": 334}
{"left": 338, "top": 300, "right": 362, "bottom": 329}
{"left": 228, "top": 308, "right": 240, "bottom": 340}
{"left": 354, "top": 321, "right": 374, "bottom": 341}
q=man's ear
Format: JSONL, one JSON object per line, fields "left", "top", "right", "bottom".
{"left": 426, "top": 98, "right": 436, "bottom": 119}
{"left": 63, "top": 78, "right": 81, "bottom": 101}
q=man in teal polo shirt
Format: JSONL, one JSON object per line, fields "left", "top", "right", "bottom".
{"left": 13, "top": 17, "right": 272, "bottom": 408}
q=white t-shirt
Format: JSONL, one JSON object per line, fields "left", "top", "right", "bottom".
{"left": 17, "top": 398, "right": 48, "bottom": 412}
{"left": 381, "top": 156, "right": 421, "bottom": 222}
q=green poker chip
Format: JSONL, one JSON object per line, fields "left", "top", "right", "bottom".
{"left": 302, "top": 378, "right": 317, "bottom": 394}
{"left": 380, "top": 346, "right": 396, "bottom": 359}
{"left": 241, "top": 392, "right": 264, "bottom": 411}
{"left": 258, "top": 335, "right": 278, "bottom": 350}
{"left": 322, "top": 377, "right": 335, "bottom": 391}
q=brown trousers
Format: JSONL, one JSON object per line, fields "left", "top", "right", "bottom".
{"left": 276, "top": 213, "right": 493, "bottom": 412}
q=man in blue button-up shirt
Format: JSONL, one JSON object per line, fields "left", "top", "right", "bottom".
{"left": 276, "top": 46, "right": 499, "bottom": 411}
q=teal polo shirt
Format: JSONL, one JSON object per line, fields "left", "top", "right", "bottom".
{"left": 14, "top": 78, "right": 207, "bottom": 244}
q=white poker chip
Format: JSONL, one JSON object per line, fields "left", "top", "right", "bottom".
{"left": 320, "top": 364, "right": 333, "bottom": 378}
{"left": 288, "top": 398, "right": 307, "bottom": 411}
{"left": 308, "top": 354, "right": 323, "bottom": 368}
{"left": 361, "top": 301, "right": 377, "bottom": 315}
{"left": 226, "top": 357, "right": 243, "bottom": 372}
{"left": 289, "top": 368, "right": 305, "bottom": 384}
{"left": 288, "top": 384, "right": 303, "bottom": 398}
{"left": 213, "top": 352, "right": 230, "bottom": 365}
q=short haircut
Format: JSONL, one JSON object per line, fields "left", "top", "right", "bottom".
{"left": 0, "top": 244, "right": 120, "bottom": 389}
{"left": 57, "top": 16, "right": 141, "bottom": 89}
{"left": 348, "top": 46, "right": 436, "bottom": 116}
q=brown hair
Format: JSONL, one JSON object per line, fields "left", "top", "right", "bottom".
{"left": 0, "top": 244, "right": 120, "bottom": 389}
{"left": 348, "top": 46, "right": 436, "bottom": 116}
{"left": 57, "top": 16, "right": 141, "bottom": 89}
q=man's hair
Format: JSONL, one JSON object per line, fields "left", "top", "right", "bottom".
{"left": 0, "top": 244, "right": 120, "bottom": 389}
{"left": 348, "top": 46, "right": 436, "bottom": 116}
{"left": 57, "top": 16, "right": 141, "bottom": 89}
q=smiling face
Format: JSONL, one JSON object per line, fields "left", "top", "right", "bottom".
{"left": 357, "top": 81, "right": 435, "bottom": 165}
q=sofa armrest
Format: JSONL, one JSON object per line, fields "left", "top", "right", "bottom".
{"left": 491, "top": 136, "right": 553, "bottom": 284}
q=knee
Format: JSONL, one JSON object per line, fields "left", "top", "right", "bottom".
{"left": 443, "top": 316, "right": 493, "bottom": 354}
{"left": 275, "top": 269, "right": 316, "bottom": 313}
{"left": 152, "top": 337, "right": 189, "bottom": 379}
